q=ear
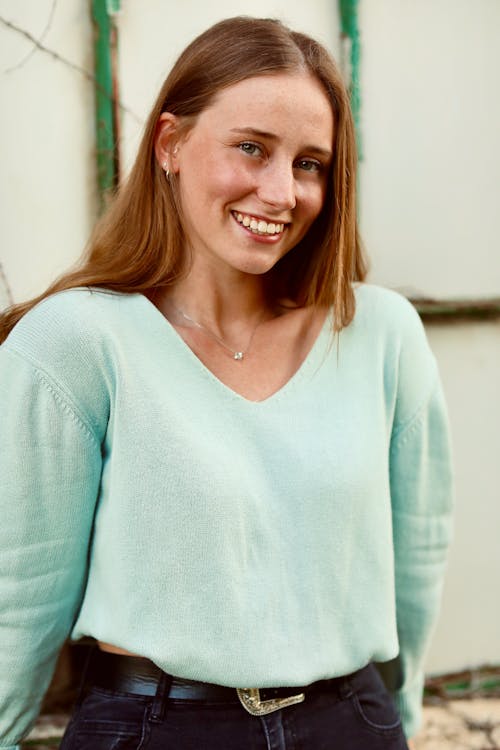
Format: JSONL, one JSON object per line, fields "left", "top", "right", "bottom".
{"left": 154, "top": 112, "right": 181, "bottom": 174}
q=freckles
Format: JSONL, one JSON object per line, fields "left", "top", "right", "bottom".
{"left": 213, "top": 168, "right": 254, "bottom": 198}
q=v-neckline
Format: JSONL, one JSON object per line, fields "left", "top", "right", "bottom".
{"left": 136, "top": 293, "right": 332, "bottom": 405}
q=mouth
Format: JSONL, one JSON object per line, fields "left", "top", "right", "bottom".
{"left": 231, "top": 211, "right": 287, "bottom": 237}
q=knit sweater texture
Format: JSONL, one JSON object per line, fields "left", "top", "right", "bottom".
{"left": 0, "top": 285, "right": 453, "bottom": 747}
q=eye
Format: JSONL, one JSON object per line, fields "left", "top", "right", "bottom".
{"left": 238, "top": 142, "right": 263, "bottom": 157}
{"left": 295, "top": 158, "right": 323, "bottom": 173}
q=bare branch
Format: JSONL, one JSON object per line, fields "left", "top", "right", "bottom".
{"left": 4, "top": 0, "right": 57, "bottom": 74}
{"left": 0, "top": 13, "right": 142, "bottom": 124}
{"left": 0, "top": 262, "right": 14, "bottom": 308}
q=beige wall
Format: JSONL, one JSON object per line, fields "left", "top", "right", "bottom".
{"left": 360, "top": 0, "right": 500, "bottom": 299}
{"left": 0, "top": 0, "right": 96, "bottom": 302}
{"left": 1, "top": 0, "right": 498, "bottom": 675}
{"left": 426, "top": 323, "right": 500, "bottom": 673}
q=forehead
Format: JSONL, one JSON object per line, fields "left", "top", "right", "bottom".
{"left": 196, "top": 73, "right": 334, "bottom": 143}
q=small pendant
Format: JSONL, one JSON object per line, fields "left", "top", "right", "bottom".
{"left": 233, "top": 351, "right": 244, "bottom": 361}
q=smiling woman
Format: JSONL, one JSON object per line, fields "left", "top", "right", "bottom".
{"left": 0, "top": 16, "right": 452, "bottom": 750}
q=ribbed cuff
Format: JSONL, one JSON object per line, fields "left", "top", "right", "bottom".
{"left": 393, "top": 672, "right": 425, "bottom": 739}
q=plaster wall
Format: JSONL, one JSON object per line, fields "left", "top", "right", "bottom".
{"left": 360, "top": 0, "right": 500, "bottom": 299}
{"left": 0, "top": 0, "right": 96, "bottom": 302}
{"left": 426, "top": 323, "right": 500, "bottom": 673}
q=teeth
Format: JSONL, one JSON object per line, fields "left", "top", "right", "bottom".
{"left": 233, "top": 211, "right": 285, "bottom": 235}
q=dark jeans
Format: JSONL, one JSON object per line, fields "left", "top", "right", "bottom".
{"left": 60, "top": 663, "right": 409, "bottom": 749}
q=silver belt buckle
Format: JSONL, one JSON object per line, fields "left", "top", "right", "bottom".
{"left": 236, "top": 687, "right": 305, "bottom": 716}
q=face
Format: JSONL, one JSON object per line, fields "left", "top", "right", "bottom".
{"left": 159, "top": 73, "right": 334, "bottom": 278}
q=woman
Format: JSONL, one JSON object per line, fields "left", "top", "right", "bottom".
{"left": 0, "top": 16, "right": 452, "bottom": 750}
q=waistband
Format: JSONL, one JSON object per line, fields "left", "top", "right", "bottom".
{"left": 84, "top": 649, "right": 367, "bottom": 714}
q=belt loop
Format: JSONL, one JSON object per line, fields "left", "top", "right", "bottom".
{"left": 149, "top": 670, "right": 173, "bottom": 723}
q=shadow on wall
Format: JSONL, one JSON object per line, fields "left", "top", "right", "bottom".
{"left": 0, "top": 263, "right": 13, "bottom": 311}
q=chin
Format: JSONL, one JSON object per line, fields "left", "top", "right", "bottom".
{"left": 236, "top": 258, "right": 283, "bottom": 276}
{"left": 235, "top": 247, "right": 293, "bottom": 276}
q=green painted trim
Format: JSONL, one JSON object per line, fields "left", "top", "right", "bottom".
{"left": 338, "top": 0, "right": 362, "bottom": 158}
{"left": 92, "top": 0, "right": 118, "bottom": 210}
{"left": 411, "top": 297, "right": 500, "bottom": 322}
{"left": 424, "top": 665, "right": 500, "bottom": 699}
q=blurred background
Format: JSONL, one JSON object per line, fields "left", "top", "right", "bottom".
{"left": 0, "top": 0, "right": 499, "bottom": 720}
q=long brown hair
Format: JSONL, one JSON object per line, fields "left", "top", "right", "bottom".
{"left": 0, "top": 16, "right": 366, "bottom": 343}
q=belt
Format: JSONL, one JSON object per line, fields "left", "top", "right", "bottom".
{"left": 85, "top": 649, "right": 362, "bottom": 716}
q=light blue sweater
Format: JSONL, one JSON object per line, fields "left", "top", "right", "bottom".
{"left": 0, "top": 285, "right": 453, "bottom": 746}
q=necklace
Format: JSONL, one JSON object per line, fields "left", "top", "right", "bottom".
{"left": 172, "top": 304, "right": 267, "bottom": 361}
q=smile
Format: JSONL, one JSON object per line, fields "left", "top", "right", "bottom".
{"left": 232, "top": 211, "right": 286, "bottom": 236}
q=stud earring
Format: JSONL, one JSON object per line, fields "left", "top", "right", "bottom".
{"left": 162, "top": 161, "right": 170, "bottom": 181}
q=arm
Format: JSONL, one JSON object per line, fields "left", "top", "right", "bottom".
{"left": 388, "top": 315, "right": 454, "bottom": 739}
{"left": 0, "top": 348, "right": 102, "bottom": 748}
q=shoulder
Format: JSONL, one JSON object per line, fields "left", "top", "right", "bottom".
{"left": 351, "top": 283, "right": 429, "bottom": 355}
{"left": 353, "top": 283, "right": 423, "bottom": 333}
{"left": 351, "top": 284, "right": 439, "bottom": 422}
{"left": 3, "top": 288, "right": 138, "bottom": 364}
{"left": 7, "top": 287, "right": 130, "bottom": 334}
{"left": 1, "top": 289, "right": 141, "bottom": 433}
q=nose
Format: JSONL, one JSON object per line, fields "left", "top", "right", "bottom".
{"left": 256, "top": 160, "right": 296, "bottom": 212}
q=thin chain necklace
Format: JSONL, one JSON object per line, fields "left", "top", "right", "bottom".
{"left": 172, "top": 303, "right": 267, "bottom": 361}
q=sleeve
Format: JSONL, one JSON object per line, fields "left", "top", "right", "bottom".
{"left": 387, "top": 313, "right": 454, "bottom": 739}
{"left": 0, "top": 347, "right": 103, "bottom": 748}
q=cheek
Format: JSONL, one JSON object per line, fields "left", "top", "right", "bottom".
{"left": 299, "top": 184, "right": 327, "bottom": 224}
{"left": 180, "top": 169, "right": 254, "bottom": 223}
{"left": 207, "top": 162, "right": 255, "bottom": 205}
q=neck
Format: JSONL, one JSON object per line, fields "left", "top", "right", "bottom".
{"left": 161, "top": 265, "right": 276, "bottom": 339}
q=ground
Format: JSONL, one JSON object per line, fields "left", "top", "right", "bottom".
{"left": 415, "top": 699, "right": 500, "bottom": 749}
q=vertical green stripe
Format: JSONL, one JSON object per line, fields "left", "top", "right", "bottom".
{"left": 339, "top": 0, "right": 362, "bottom": 158}
{"left": 92, "top": 0, "right": 117, "bottom": 210}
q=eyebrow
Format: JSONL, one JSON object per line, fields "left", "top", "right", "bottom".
{"left": 229, "top": 127, "right": 332, "bottom": 159}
